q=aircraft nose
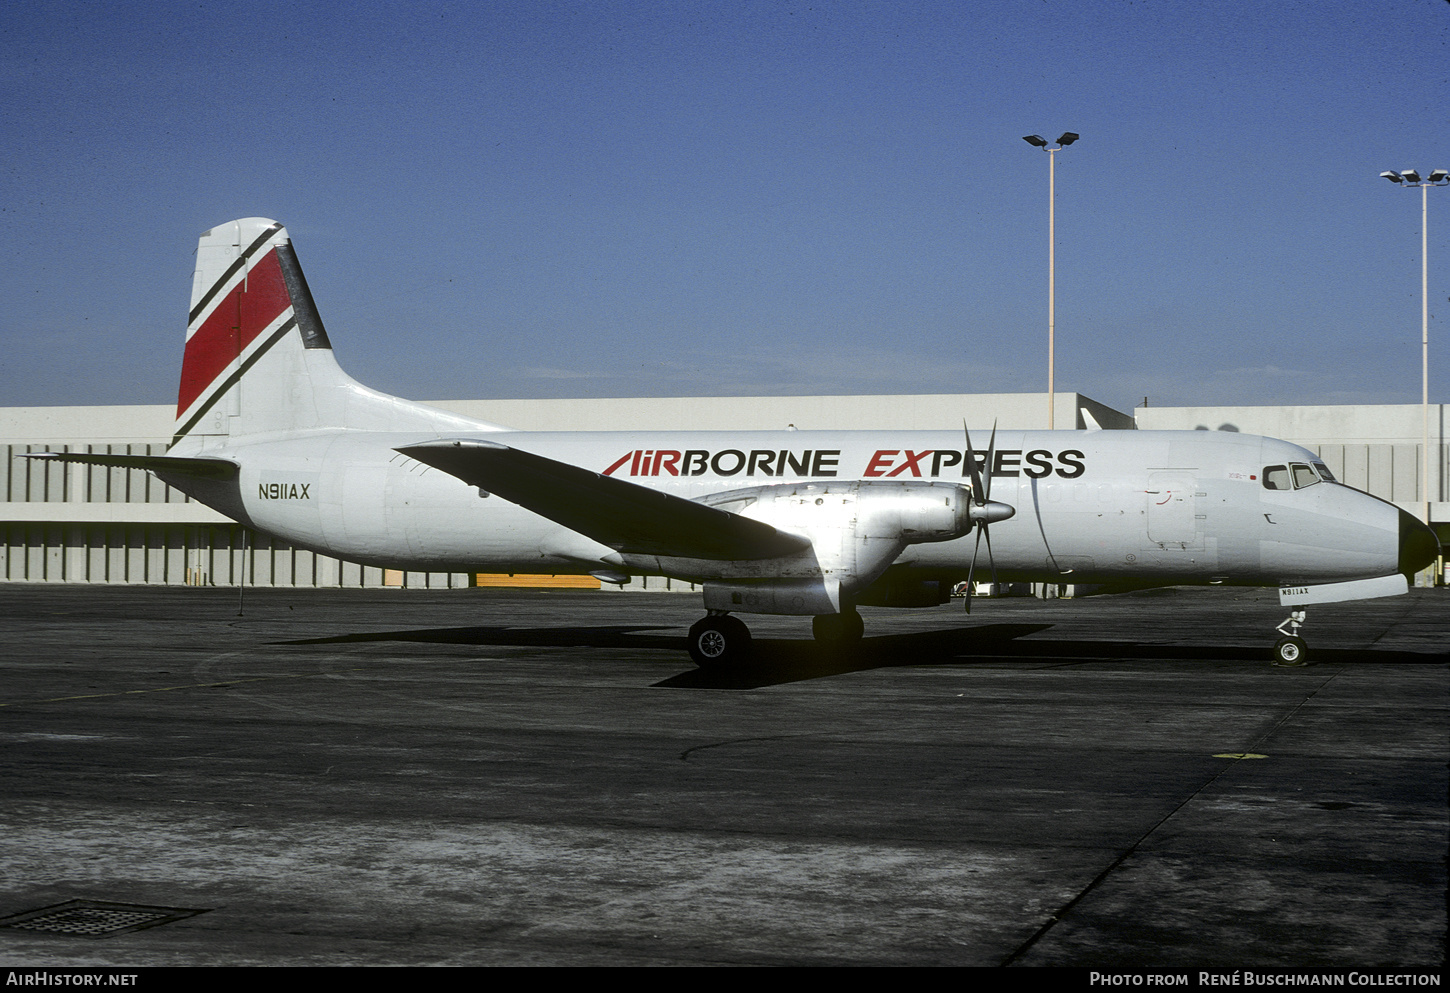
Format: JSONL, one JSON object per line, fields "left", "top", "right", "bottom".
{"left": 1398, "top": 509, "right": 1440, "bottom": 576}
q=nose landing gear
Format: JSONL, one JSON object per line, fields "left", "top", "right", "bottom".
{"left": 1273, "top": 609, "right": 1308, "bottom": 665}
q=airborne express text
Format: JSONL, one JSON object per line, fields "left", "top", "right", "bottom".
{"left": 603, "top": 448, "right": 1086, "bottom": 479}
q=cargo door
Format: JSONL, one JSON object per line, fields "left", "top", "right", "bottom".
{"left": 1146, "top": 471, "right": 1198, "bottom": 546}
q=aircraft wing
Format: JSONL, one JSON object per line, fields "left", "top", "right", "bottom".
{"left": 21, "top": 452, "right": 239, "bottom": 480}
{"left": 397, "top": 438, "right": 811, "bottom": 561}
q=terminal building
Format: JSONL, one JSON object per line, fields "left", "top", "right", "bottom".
{"left": 2, "top": 393, "right": 1445, "bottom": 590}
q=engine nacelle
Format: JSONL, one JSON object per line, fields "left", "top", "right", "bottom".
{"left": 702, "top": 479, "right": 974, "bottom": 543}
{"left": 849, "top": 480, "right": 976, "bottom": 543}
{"left": 636, "top": 480, "right": 986, "bottom": 615}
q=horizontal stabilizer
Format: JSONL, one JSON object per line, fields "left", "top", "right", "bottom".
{"left": 21, "top": 452, "right": 239, "bottom": 480}
{"left": 397, "top": 439, "right": 811, "bottom": 561}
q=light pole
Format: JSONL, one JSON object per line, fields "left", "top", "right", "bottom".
{"left": 1380, "top": 168, "right": 1447, "bottom": 548}
{"left": 1024, "top": 132, "right": 1079, "bottom": 429}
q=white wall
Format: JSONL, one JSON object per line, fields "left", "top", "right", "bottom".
{"left": 427, "top": 391, "right": 1131, "bottom": 432}
{"left": 1136, "top": 403, "right": 1448, "bottom": 515}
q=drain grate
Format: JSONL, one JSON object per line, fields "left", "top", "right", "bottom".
{"left": 0, "top": 900, "right": 208, "bottom": 938}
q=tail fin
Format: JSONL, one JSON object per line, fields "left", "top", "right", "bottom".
{"left": 172, "top": 218, "right": 500, "bottom": 449}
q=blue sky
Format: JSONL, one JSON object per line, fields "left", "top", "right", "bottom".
{"left": 3, "top": 0, "right": 1448, "bottom": 415}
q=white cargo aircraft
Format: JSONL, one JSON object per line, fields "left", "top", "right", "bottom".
{"left": 32, "top": 219, "right": 1440, "bottom": 667}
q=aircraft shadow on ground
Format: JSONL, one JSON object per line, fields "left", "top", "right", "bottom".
{"left": 279, "top": 623, "right": 1443, "bottom": 690}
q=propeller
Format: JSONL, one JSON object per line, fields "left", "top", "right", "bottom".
{"left": 962, "top": 421, "right": 1016, "bottom": 612}
{"left": 1028, "top": 474, "right": 1070, "bottom": 579}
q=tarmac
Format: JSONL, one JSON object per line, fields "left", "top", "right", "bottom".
{"left": 0, "top": 582, "right": 1444, "bottom": 967}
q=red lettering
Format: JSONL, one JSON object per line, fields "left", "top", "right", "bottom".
{"left": 655, "top": 450, "right": 680, "bottom": 476}
{"left": 887, "top": 450, "right": 930, "bottom": 478}
{"left": 864, "top": 451, "right": 898, "bottom": 477}
{"left": 603, "top": 453, "right": 632, "bottom": 476}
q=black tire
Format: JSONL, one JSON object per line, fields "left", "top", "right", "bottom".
{"left": 1273, "top": 636, "right": 1308, "bottom": 665}
{"left": 688, "top": 615, "right": 752, "bottom": 669}
{"left": 813, "top": 609, "right": 864, "bottom": 644}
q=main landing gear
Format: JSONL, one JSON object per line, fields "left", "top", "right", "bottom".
{"left": 1273, "top": 609, "right": 1308, "bottom": 665}
{"left": 687, "top": 613, "right": 752, "bottom": 668}
{"left": 812, "top": 608, "right": 864, "bottom": 644}
{"left": 685, "top": 607, "right": 867, "bottom": 669}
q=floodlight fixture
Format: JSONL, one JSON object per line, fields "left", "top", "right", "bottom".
{"left": 1378, "top": 166, "right": 1447, "bottom": 546}
{"left": 1021, "top": 130, "right": 1081, "bottom": 428}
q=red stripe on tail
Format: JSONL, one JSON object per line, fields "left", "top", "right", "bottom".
{"left": 176, "top": 249, "right": 291, "bottom": 415}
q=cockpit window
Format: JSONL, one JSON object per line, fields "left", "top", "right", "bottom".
{"left": 1263, "top": 462, "right": 1329, "bottom": 491}
{"left": 1263, "top": 465, "right": 1291, "bottom": 490}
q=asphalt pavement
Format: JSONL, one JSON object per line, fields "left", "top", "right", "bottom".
{"left": 0, "top": 583, "right": 1444, "bottom": 967}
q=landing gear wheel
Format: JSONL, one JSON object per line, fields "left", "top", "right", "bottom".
{"left": 813, "top": 609, "right": 864, "bottom": 644}
{"left": 1273, "top": 609, "right": 1309, "bottom": 666}
{"left": 688, "top": 615, "right": 752, "bottom": 669}
{"left": 1273, "top": 636, "right": 1308, "bottom": 666}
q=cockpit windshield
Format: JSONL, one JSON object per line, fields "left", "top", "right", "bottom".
{"left": 1263, "top": 462, "right": 1333, "bottom": 491}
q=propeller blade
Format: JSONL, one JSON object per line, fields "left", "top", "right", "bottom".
{"left": 962, "top": 419, "right": 1007, "bottom": 612}
{"left": 983, "top": 421, "right": 998, "bottom": 504}
{"left": 963, "top": 526, "right": 983, "bottom": 613}
{"left": 982, "top": 517, "right": 999, "bottom": 589}
{"left": 1029, "top": 476, "right": 1070, "bottom": 577}
{"left": 962, "top": 420, "right": 985, "bottom": 506}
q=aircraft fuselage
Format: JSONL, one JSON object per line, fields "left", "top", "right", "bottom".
{"left": 169, "top": 426, "right": 1407, "bottom": 592}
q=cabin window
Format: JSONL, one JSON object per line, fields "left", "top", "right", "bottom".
{"left": 1262, "top": 465, "right": 1291, "bottom": 490}
{"left": 1313, "top": 461, "right": 1336, "bottom": 482}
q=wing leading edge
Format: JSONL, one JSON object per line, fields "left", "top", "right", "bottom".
{"left": 397, "top": 438, "right": 811, "bottom": 561}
